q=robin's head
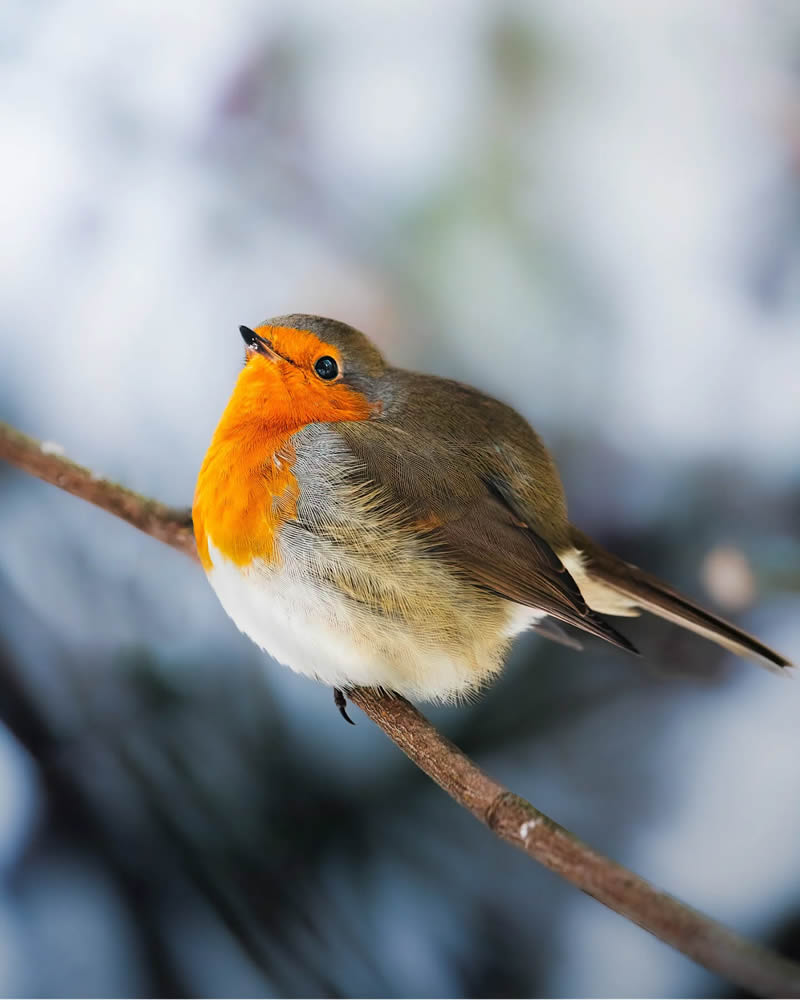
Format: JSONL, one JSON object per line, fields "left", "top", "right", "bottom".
{"left": 232, "top": 314, "right": 386, "bottom": 431}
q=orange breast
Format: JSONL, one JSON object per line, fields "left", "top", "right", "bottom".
{"left": 193, "top": 427, "right": 299, "bottom": 571}
{"left": 193, "top": 341, "right": 374, "bottom": 571}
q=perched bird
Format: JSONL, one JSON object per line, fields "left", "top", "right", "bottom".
{"left": 193, "top": 315, "right": 792, "bottom": 718}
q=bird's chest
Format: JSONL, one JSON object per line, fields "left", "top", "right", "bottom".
{"left": 195, "top": 425, "right": 386, "bottom": 683}
{"left": 195, "top": 425, "right": 532, "bottom": 699}
{"left": 204, "top": 533, "right": 399, "bottom": 688}
{"left": 193, "top": 428, "right": 299, "bottom": 571}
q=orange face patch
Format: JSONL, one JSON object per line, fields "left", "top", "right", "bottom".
{"left": 257, "top": 325, "right": 341, "bottom": 375}
{"left": 193, "top": 327, "right": 374, "bottom": 570}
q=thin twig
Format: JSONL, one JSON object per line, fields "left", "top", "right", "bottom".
{"left": 1, "top": 418, "right": 798, "bottom": 998}
{"left": 0, "top": 422, "right": 196, "bottom": 559}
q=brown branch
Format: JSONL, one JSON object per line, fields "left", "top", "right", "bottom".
{"left": 2, "top": 418, "right": 798, "bottom": 998}
{"left": 0, "top": 423, "right": 196, "bottom": 560}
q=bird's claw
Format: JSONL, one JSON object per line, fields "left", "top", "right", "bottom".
{"left": 333, "top": 687, "right": 356, "bottom": 725}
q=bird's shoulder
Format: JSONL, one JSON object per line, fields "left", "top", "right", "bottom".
{"left": 337, "top": 367, "right": 571, "bottom": 545}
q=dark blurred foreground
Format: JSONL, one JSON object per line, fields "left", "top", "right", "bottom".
{"left": 0, "top": 473, "right": 798, "bottom": 997}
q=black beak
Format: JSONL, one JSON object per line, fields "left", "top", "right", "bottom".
{"left": 239, "top": 325, "right": 284, "bottom": 362}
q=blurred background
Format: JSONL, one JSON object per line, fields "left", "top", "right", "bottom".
{"left": 1, "top": 1, "right": 799, "bottom": 996}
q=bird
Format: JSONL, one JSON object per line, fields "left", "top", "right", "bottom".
{"left": 193, "top": 314, "right": 792, "bottom": 720}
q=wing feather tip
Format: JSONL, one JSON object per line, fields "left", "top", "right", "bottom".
{"left": 590, "top": 614, "right": 640, "bottom": 657}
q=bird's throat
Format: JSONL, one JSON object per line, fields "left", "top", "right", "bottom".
{"left": 193, "top": 366, "right": 302, "bottom": 571}
{"left": 193, "top": 356, "right": 374, "bottom": 571}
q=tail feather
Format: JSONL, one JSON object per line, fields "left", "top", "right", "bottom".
{"left": 569, "top": 529, "right": 793, "bottom": 673}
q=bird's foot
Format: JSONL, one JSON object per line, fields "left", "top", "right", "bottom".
{"left": 333, "top": 687, "right": 356, "bottom": 725}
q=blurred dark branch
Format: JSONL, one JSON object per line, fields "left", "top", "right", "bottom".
{"left": 2, "top": 418, "right": 799, "bottom": 999}
{"left": 0, "top": 637, "right": 189, "bottom": 998}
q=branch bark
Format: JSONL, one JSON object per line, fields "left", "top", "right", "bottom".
{"left": 2, "top": 419, "right": 798, "bottom": 998}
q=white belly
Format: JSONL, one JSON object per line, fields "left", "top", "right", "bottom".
{"left": 205, "top": 539, "right": 543, "bottom": 702}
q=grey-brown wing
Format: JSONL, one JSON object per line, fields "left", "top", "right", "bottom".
{"left": 337, "top": 422, "right": 637, "bottom": 654}
{"left": 437, "top": 494, "right": 638, "bottom": 652}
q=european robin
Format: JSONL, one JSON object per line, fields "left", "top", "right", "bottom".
{"left": 193, "top": 315, "right": 792, "bottom": 718}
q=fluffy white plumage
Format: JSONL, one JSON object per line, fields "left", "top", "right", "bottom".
{"left": 207, "top": 538, "right": 544, "bottom": 701}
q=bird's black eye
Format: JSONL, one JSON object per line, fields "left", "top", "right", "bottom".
{"left": 314, "top": 356, "right": 339, "bottom": 380}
